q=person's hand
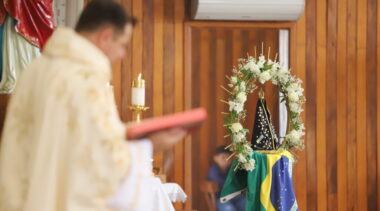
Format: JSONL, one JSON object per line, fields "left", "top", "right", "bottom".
{"left": 148, "top": 128, "right": 187, "bottom": 153}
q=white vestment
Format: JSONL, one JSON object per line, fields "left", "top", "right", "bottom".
{"left": 0, "top": 28, "right": 171, "bottom": 211}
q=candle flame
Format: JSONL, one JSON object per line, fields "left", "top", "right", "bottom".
{"left": 138, "top": 73, "right": 142, "bottom": 80}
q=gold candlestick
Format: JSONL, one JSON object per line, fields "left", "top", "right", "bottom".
{"left": 129, "top": 105, "right": 149, "bottom": 122}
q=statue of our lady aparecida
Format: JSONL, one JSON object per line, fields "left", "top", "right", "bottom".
{"left": 221, "top": 90, "right": 299, "bottom": 211}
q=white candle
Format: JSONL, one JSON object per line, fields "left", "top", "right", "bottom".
{"left": 132, "top": 73, "right": 145, "bottom": 106}
{"left": 132, "top": 87, "right": 145, "bottom": 105}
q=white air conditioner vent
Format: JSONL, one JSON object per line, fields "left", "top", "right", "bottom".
{"left": 191, "top": 0, "right": 305, "bottom": 21}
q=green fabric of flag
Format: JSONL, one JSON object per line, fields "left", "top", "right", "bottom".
{"left": 220, "top": 150, "right": 298, "bottom": 211}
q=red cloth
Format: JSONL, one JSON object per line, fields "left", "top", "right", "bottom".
{"left": 0, "top": 2, "right": 5, "bottom": 25}
{"left": 3, "top": 0, "right": 55, "bottom": 49}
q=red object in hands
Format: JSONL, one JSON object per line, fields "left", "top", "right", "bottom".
{"left": 126, "top": 108, "right": 208, "bottom": 140}
{"left": 3, "top": 0, "right": 55, "bottom": 49}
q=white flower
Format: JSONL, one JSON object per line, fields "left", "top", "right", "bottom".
{"left": 239, "top": 81, "right": 246, "bottom": 92}
{"left": 228, "top": 101, "right": 235, "bottom": 112}
{"left": 268, "top": 70, "right": 277, "bottom": 85}
{"left": 233, "top": 103, "right": 244, "bottom": 113}
{"left": 289, "top": 102, "right": 303, "bottom": 113}
{"left": 245, "top": 61, "right": 261, "bottom": 75}
{"left": 259, "top": 71, "right": 271, "bottom": 84}
{"left": 288, "top": 91, "right": 299, "bottom": 102}
{"left": 233, "top": 86, "right": 239, "bottom": 92}
{"left": 259, "top": 55, "right": 265, "bottom": 61}
{"left": 231, "top": 76, "right": 238, "bottom": 84}
{"left": 237, "top": 154, "right": 247, "bottom": 163}
{"left": 287, "top": 83, "right": 303, "bottom": 96}
{"left": 270, "top": 69, "right": 279, "bottom": 85}
{"left": 269, "top": 69, "right": 277, "bottom": 77}
{"left": 257, "top": 55, "right": 266, "bottom": 68}
{"left": 286, "top": 129, "right": 304, "bottom": 141}
{"left": 243, "top": 159, "right": 255, "bottom": 171}
{"left": 230, "top": 123, "right": 243, "bottom": 133}
{"left": 236, "top": 92, "right": 247, "bottom": 103}
{"left": 267, "top": 59, "right": 274, "bottom": 65}
{"left": 229, "top": 101, "right": 244, "bottom": 113}
{"left": 232, "top": 132, "right": 245, "bottom": 143}
{"left": 277, "top": 68, "right": 289, "bottom": 84}
{"left": 243, "top": 144, "right": 253, "bottom": 156}
{"left": 271, "top": 62, "right": 280, "bottom": 71}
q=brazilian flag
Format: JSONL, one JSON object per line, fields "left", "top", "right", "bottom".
{"left": 220, "top": 150, "right": 298, "bottom": 211}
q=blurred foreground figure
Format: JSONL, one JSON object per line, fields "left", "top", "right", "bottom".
{"left": 0, "top": 1, "right": 186, "bottom": 210}
{"left": 208, "top": 146, "right": 245, "bottom": 211}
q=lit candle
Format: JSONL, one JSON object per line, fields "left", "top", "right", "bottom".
{"left": 132, "top": 73, "right": 145, "bottom": 106}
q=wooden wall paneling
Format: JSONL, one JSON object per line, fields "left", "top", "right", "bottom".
{"left": 173, "top": 0, "right": 185, "bottom": 209}
{"left": 152, "top": 0, "right": 164, "bottom": 171}
{"left": 215, "top": 29, "right": 227, "bottom": 149}
{"left": 152, "top": 0, "right": 164, "bottom": 117}
{"left": 142, "top": 0, "right": 154, "bottom": 119}
{"left": 119, "top": 0, "right": 133, "bottom": 123}
{"left": 357, "top": 0, "right": 368, "bottom": 208}
{"left": 111, "top": 6, "right": 122, "bottom": 112}
{"left": 326, "top": 0, "right": 338, "bottom": 209}
{"left": 162, "top": 0, "right": 175, "bottom": 181}
{"left": 289, "top": 21, "right": 297, "bottom": 75}
{"left": 377, "top": 0, "right": 380, "bottom": 205}
{"left": 305, "top": 0, "right": 318, "bottom": 210}
{"left": 189, "top": 27, "right": 200, "bottom": 210}
{"left": 336, "top": 0, "right": 348, "bottom": 209}
{"left": 208, "top": 28, "right": 217, "bottom": 164}
{"left": 366, "top": 0, "right": 378, "bottom": 210}
{"left": 132, "top": 0, "right": 143, "bottom": 85}
{"left": 240, "top": 30, "right": 249, "bottom": 54}
{"left": 293, "top": 12, "right": 308, "bottom": 211}
{"left": 316, "top": 0, "right": 328, "bottom": 209}
{"left": 184, "top": 25, "right": 194, "bottom": 210}
{"left": 232, "top": 29, "right": 243, "bottom": 69}
{"left": 163, "top": 0, "right": 175, "bottom": 116}
{"left": 346, "top": 0, "right": 358, "bottom": 209}
{"left": 108, "top": 0, "right": 118, "bottom": 113}
{"left": 198, "top": 28, "right": 211, "bottom": 211}
{"left": 174, "top": 0, "right": 185, "bottom": 117}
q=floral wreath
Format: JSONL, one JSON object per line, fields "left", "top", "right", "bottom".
{"left": 222, "top": 51, "right": 305, "bottom": 171}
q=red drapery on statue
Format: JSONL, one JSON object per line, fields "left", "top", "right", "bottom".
{"left": 0, "top": 0, "right": 54, "bottom": 49}
{"left": 0, "top": 1, "right": 6, "bottom": 25}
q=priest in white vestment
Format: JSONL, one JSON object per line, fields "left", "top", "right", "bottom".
{"left": 0, "top": 1, "right": 186, "bottom": 211}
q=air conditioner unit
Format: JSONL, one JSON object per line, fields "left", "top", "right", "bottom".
{"left": 191, "top": 0, "right": 305, "bottom": 21}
